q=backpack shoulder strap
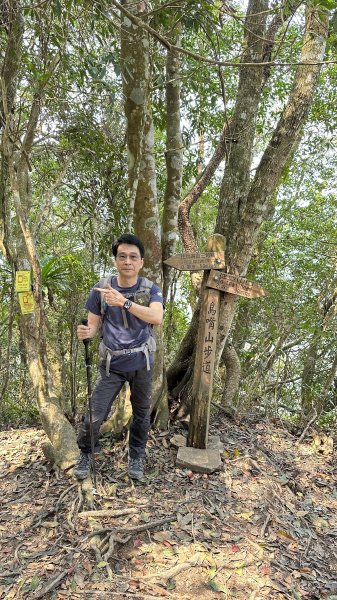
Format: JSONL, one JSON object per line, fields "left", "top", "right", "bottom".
{"left": 139, "top": 276, "right": 153, "bottom": 294}
{"left": 133, "top": 277, "right": 154, "bottom": 307}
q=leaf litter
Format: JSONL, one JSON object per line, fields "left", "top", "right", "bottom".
{"left": 0, "top": 416, "right": 336, "bottom": 600}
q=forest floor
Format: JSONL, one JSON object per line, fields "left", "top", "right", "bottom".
{"left": 1, "top": 413, "right": 337, "bottom": 600}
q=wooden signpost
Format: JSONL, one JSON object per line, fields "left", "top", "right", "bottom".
{"left": 164, "top": 235, "right": 267, "bottom": 469}
{"left": 207, "top": 270, "right": 267, "bottom": 299}
{"left": 185, "top": 236, "right": 224, "bottom": 450}
{"left": 164, "top": 251, "right": 225, "bottom": 271}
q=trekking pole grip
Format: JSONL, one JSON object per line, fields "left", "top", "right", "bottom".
{"left": 81, "top": 318, "right": 90, "bottom": 347}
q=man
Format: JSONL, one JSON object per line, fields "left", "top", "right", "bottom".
{"left": 74, "top": 233, "right": 163, "bottom": 482}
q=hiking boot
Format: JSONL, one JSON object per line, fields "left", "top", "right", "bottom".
{"left": 73, "top": 451, "right": 91, "bottom": 480}
{"left": 128, "top": 456, "right": 145, "bottom": 482}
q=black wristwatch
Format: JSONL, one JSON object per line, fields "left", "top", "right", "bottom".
{"left": 123, "top": 299, "right": 133, "bottom": 310}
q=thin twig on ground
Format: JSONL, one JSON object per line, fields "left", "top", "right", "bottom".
{"left": 84, "top": 515, "right": 176, "bottom": 541}
{"left": 296, "top": 410, "right": 318, "bottom": 445}
{"left": 261, "top": 513, "right": 272, "bottom": 537}
{"left": 32, "top": 568, "right": 70, "bottom": 599}
{"left": 78, "top": 507, "right": 138, "bottom": 518}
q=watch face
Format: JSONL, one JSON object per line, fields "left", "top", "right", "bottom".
{"left": 124, "top": 299, "right": 132, "bottom": 310}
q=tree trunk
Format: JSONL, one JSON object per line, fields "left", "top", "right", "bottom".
{"left": 120, "top": 0, "right": 167, "bottom": 425}
{"left": 216, "top": 3, "right": 328, "bottom": 393}
{"left": 100, "top": 384, "right": 132, "bottom": 436}
{"left": 222, "top": 344, "right": 241, "bottom": 412}
{"left": 0, "top": 0, "right": 22, "bottom": 263}
{"left": 162, "top": 24, "right": 183, "bottom": 303}
{"left": 1, "top": 5, "right": 78, "bottom": 468}
{"left": 168, "top": 1, "right": 329, "bottom": 414}
{"left": 7, "top": 162, "right": 78, "bottom": 468}
{"left": 301, "top": 337, "right": 319, "bottom": 416}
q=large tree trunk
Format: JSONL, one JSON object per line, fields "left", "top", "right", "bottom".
{"left": 5, "top": 156, "right": 78, "bottom": 469}
{"left": 120, "top": 0, "right": 167, "bottom": 426}
{"left": 0, "top": 3, "right": 78, "bottom": 468}
{"left": 216, "top": 0, "right": 328, "bottom": 392}
{"left": 0, "top": 0, "right": 22, "bottom": 263}
{"left": 169, "top": 0, "right": 268, "bottom": 406}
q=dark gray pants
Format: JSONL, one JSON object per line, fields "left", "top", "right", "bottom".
{"left": 77, "top": 365, "right": 152, "bottom": 459}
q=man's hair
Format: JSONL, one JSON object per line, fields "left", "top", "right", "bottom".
{"left": 112, "top": 233, "right": 145, "bottom": 258}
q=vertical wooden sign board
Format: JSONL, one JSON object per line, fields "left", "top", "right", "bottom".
{"left": 188, "top": 286, "right": 220, "bottom": 449}
{"left": 165, "top": 238, "right": 267, "bottom": 469}
{"left": 187, "top": 234, "right": 224, "bottom": 449}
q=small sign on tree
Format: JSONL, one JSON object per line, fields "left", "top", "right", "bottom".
{"left": 15, "top": 271, "right": 31, "bottom": 292}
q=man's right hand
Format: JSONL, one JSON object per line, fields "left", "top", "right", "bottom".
{"left": 77, "top": 312, "right": 101, "bottom": 341}
{"left": 77, "top": 324, "right": 91, "bottom": 340}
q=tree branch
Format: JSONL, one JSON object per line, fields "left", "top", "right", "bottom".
{"left": 107, "top": 0, "right": 335, "bottom": 68}
{"left": 178, "top": 121, "right": 233, "bottom": 254}
{"left": 33, "top": 152, "right": 77, "bottom": 238}
{"left": 21, "top": 53, "right": 60, "bottom": 158}
{"left": 233, "top": 5, "right": 329, "bottom": 273}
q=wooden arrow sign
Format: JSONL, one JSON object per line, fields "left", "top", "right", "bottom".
{"left": 164, "top": 251, "right": 225, "bottom": 271}
{"left": 207, "top": 270, "right": 267, "bottom": 299}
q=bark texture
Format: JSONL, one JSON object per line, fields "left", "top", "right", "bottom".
{"left": 121, "top": 1, "right": 167, "bottom": 424}
{"left": 222, "top": 344, "right": 241, "bottom": 410}
{"left": 162, "top": 24, "right": 183, "bottom": 303}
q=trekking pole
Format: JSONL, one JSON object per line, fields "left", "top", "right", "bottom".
{"left": 81, "top": 319, "right": 98, "bottom": 493}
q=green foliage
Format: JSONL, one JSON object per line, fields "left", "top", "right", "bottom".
{"left": 41, "top": 255, "right": 72, "bottom": 291}
{"left": 312, "top": 0, "right": 337, "bottom": 9}
{"left": 234, "top": 139, "right": 337, "bottom": 417}
{"left": 1, "top": 0, "right": 337, "bottom": 430}
{"left": 164, "top": 298, "right": 191, "bottom": 366}
{"left": 0, "top": 385, "right": 41, "bottom": 427}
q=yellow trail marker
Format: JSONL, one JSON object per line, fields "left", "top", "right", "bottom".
{"left": 15, "top": 271, "right": 31, "bottom": 292}
{"left": 18, "top": 291, "right": 35, "bottom": 314}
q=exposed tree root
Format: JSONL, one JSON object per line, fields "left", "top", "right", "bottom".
{"left": 296, "top": 410, "right": 318, "bottom": 444}
{"left": 90, "top": 538, "right": 114, "bottom": 578}
{"left": 126, "top": 552, "right": 205, "bottom": 582}
{"left": 55, "top": 482, "right": 77, "bottom": 512}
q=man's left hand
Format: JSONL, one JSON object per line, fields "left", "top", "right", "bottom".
{"left": 95, "top": 285, "right": 125, "bottom": 307}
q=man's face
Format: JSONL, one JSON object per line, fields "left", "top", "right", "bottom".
{"left": 114, "top": 243, "right": 144, "bottom": 277}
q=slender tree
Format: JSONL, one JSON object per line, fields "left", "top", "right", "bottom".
{"left": 168, "top": 0, "right": 330, "bottom": 420}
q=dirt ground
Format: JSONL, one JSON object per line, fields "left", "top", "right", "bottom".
{"left": 1, "top": 414, "right": 337, "bottom": 600}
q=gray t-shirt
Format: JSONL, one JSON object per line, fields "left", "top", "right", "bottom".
{"left": 85, "top": 276, "right": 163, "bottom": 371}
